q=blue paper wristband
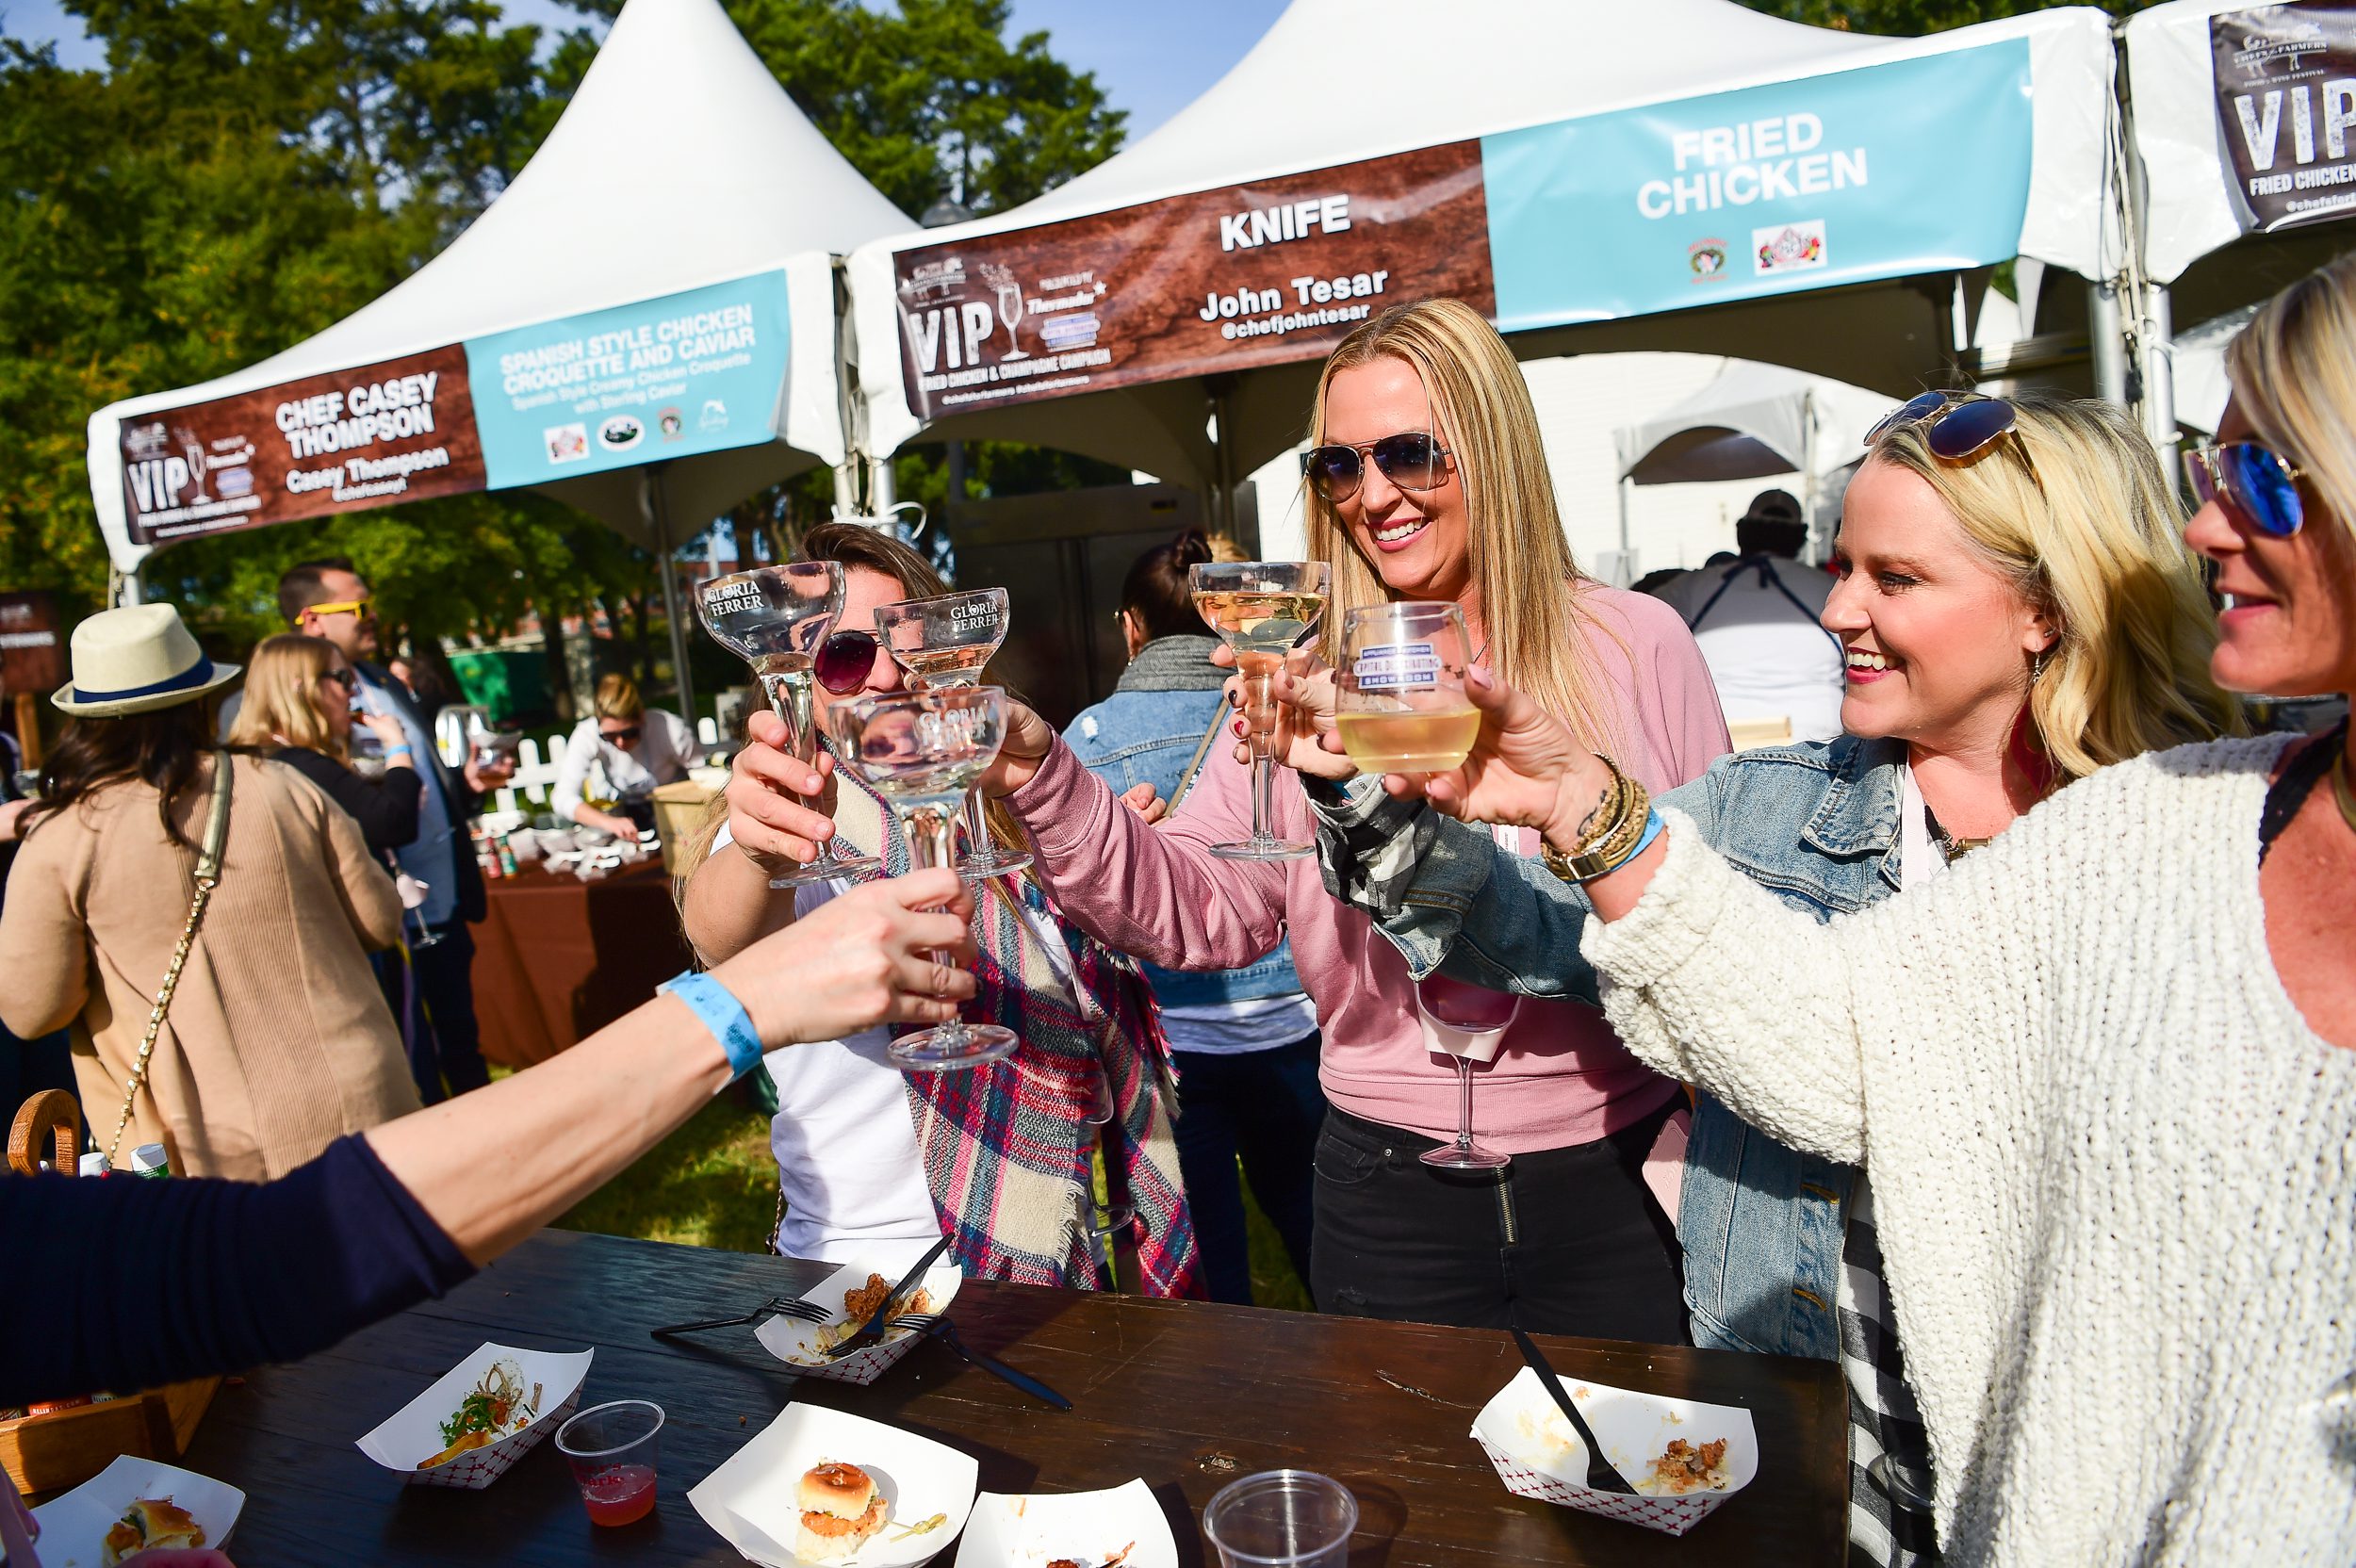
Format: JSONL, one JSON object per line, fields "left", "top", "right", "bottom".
{"left": 658, "top": 971, "right": 764, "bottom": 1081}
{"left": 1617, "top": 806, "right": 1666, "bottom": 869}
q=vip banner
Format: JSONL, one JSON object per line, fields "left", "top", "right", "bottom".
{"left": 890, "top": 143, "right": 1495, "bottom": 422}
{"left": 1484, "top": 42, "right": 2034, "bottom": 330}
{"left": 2211, "top": 2, "right": 2356, "bottom": 235}
{"left": 465, "top": 271, "right": 794, "bottom": 489}
{"left": 120, "top": 346, "right": 484, "bottom": 547}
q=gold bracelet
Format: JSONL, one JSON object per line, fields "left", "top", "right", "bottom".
{"left": 1540, "top": 756, "right": 1647, "bottom": 883}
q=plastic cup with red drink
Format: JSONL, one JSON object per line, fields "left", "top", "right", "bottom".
{"left": 554, "top": 1399, "right": 663, "bottom": 1527}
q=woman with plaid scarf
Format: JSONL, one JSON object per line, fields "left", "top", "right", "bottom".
{"left": 679, "top": 524, "right": 1200, "bottom": 1298}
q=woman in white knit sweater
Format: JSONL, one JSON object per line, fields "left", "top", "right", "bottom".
{"left": 1339, "top": 260, "right": 2356, "bottom": 1565}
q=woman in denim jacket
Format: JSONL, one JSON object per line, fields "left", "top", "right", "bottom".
{"left": 1067, "top": 530, "right": 1325, "bottom": 1305}
{"left": 1308, "top": 391, "right": 2239, "bottom": 1565}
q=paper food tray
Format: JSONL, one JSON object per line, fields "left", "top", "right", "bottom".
{"left": 958, "top": 1478, "right": 1179, "bottom": 1568}
{"left": 1470, "top": 1366, "right": 1757, "bottom": 1536}
{"left": 354, "top": 1341, "right": 593, "bottom": 1490}
{"left": 29, "top": 1455, "right": 244, "bottom": 1568}
{"left": 689, "top": 1404, "right": 978, "bottom": 1567}
{"left": 755, "top": 1255, "right": 963, "bottom": 1387}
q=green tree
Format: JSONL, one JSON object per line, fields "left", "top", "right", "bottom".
{"left": 1735, "top": 0, "right": 2162, "bottom": 28}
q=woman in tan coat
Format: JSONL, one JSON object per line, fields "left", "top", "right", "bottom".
{"left": 0, "top": 604, "right": 420, "bottom": 1180}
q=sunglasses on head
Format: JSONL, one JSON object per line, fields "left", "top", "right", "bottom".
{"left": 1866, "top": 391, "right": 2021, "bottom": 462}
{"left": 815, "top": 629, "right": 881, "bottom": 694}
{"left": 1301, "top": 432, "right": 1450, "bottom": 505}
{"left": 2184, "top": 441, "right": 2307, "bottom": 538}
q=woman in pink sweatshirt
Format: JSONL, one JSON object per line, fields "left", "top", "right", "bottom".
{"left": 980, "top": 301, "right": 1729, "bottom": 1338}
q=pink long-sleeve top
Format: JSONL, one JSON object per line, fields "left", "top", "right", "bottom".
{"left": 1010, "top": 584, "right": 1731, "bottom": 1154}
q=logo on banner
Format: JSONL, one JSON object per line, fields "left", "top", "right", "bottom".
{"left": 699, "top": 399, "right": 728, "bottom": 432}
{"left": 545, "top": 423, "right": 589, "bottom": 464}
{"left": 1687, "top": 239, "right": 1730, "bottom": 281}
{"left": 658, "top": 406, "right": 684, "bottom": 440}
{"left": 1753, "top": 220, "right": 1827, "bottom": 275}
{"left": 598, "top": 415, "right": 646, "bottom": 451}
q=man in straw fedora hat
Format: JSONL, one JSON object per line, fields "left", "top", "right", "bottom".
{"left": 0, "top": 602, "right": 422, "bottom": 1179}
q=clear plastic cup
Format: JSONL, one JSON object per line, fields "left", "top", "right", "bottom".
{"left": 554, "top": 1398, "right": 663, "bottom": 1527}
{"left": 1203, "top": 1469, "right": 1359, "bottom": 1567}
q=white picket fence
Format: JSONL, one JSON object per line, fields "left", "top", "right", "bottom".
{"left": 433, "top": 711, "right": 723, "bottom": 821}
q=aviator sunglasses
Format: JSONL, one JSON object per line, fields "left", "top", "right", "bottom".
{"left": 814, "top": 629, "right": 883, "bottom": 694}
{"left": 2184, "top": 441, "right": 2308, "bottom": 538}
{"left": 1301, "top": 432, "right": 1451, "bottom": 505}
{"left": 1866, "top": 391, "right": 2021, "bottom": 462}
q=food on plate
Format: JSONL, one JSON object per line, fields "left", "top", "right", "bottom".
{"left": 1641, "top": 1436, "right": 1732, "bottom": 1495}
{"left": 1512, "top": 1405, "right": 1581, "bottom": 1466}
{"left": 796, "top": 1460, "right": 890, "bottom": 1561}
{"left": 1045, "top": 1548, "right": 1135, "bottom": 1568}
{"left": 416, "top": 1357, "right": 542, "bottom": 1469}
{"left": 102, "top": 1496, "right": 205, "bottom": 1565}
{"left": 841, "top": 1271, "right": 936, "bottom": 1325}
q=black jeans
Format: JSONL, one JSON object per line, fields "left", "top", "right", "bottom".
{"left": 379, "top": 923, "right": 492, "bottom": 1103}
{"left": 1169, "top": 1033, "right": 1325, "bottom": 1306}
{"left": 1309, "top": 1099, "right": 1688, "bottom": 1344}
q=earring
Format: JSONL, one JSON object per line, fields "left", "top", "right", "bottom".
{"left": 2030, "top": 645, "right": 2053, "bottom": 684}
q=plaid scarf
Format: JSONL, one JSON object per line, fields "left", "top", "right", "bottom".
{"left": 836, "top": 780, "right": 1202, "bottom": 1298}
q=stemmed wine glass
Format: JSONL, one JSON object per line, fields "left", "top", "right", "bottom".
{"left": 834, "top": 685, "right": 1021, "bottom": 1070}
{"left": 1414, "top": 972, "right": 1517, "bottom": 1171}
{"left": 1080, "top": 1070, "right": 1137, "bottom": 1267}
{"left": 1188, "top": 562, "right": 1331, "bottom": 860}
{"left": 873, "top": 588, "right": 1033, "bottom": 880}
{"left": 694, "top": 563, "right": 878, "bottom": 889}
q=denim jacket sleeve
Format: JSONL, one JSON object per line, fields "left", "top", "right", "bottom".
{"left": 1308, "top": 771, "right": 1726, "bottom": 1004}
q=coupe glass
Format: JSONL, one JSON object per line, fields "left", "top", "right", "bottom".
{"left": 1188, "top": 561, "right": 1331, "bottom": 860}
{"left": 1335, "top": 602, "right": 1479, "bottom": 776}
{"left": 834, "top": 686, "right": 1021, "bottom": 1070}
{"left": 1414, "top": 973, "right": 1517, "bottom": 1171}
{"left": 874, "top": 588, "right": 1033, "bottom": 880}
{"left": 694, "top": 563, "right": 877, "bottom": 889}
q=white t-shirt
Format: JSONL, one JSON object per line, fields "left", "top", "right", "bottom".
{"left": 1655, "top": 557, "right": 1844, "bottom": 744}
{"left": 728, "top": 844, "right": 940, "bottom": 1264}
{"left": 552, "top": 710, "right": 695, "bottom": 824}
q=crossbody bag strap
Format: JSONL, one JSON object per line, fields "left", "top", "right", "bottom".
{"left": 1164, "top": 703, "right": 1229, "bottom": 818}
{"left": 106, "top": 752, "right": 234, "bottom": 1165}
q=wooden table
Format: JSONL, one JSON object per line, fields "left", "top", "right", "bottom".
{"left": 470, "top": 858, "right": 694, "bottom": 1067}
{"left": 182, "top": 1230, "right": 1847, "bottom": 1566}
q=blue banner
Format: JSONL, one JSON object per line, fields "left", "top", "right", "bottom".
{"left": 465, "top": 271, "right": 793, "bottom": 489}
{"left": 1482, "top": 41, "right": 2034, "bottom": 332}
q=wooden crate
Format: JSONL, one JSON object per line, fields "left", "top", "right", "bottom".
{"left": 2, "top": 1378, "right": 220, "bottom": 1495}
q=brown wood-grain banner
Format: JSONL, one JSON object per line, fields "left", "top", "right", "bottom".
{"left": 2213, "top": 3, "right": 2356, "bottom": 236}
{"left": 119, "top": 344, "right": 486, "bottom": 547}
{"left": 892, "top": 140, "right": 1496, "bottom": 421}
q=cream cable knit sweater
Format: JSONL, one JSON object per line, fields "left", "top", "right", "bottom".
{"left": 1582, "top": 734, "right": 2356, "bottom": 1565}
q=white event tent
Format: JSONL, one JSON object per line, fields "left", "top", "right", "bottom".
{"left": 87, "top": 0, "right": 909, "bottom": 706}
{"left": 847, "top": 0, "right": 2118, "bottom": 515}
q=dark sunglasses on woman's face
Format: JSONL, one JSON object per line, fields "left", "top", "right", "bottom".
{"left": 2184, "top": 441, "right": 2307, "bottom": 538}
{"left": 1301, "top": 431, "right": 1451, "bottom": 504}
{"left": 323, "top": 667, "right": 359, "bottom": 692}
{"left": 815, "top": 629, "right": 881, "bottom": 694}
{"left": 601, "top": 725, "right": 643, "bottom": 744}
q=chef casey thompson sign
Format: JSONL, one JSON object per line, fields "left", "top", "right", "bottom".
{"left": 890, "top": 141, "right": 1495, "bottom": 420}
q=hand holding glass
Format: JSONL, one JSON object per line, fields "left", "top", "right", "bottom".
{"left": 875, "top": 588, "right": 1032, "bottom": 879}
{"left": 835, "top": 686, "right": 1021, "bottom": 1070}
{"left": 695, "top": 563, "right": 877, "bottom": 889}
{"left": 1189, "top": 562, "right": 1331, "bottom": 859}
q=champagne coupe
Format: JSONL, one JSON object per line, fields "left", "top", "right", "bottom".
{"left": 1188, "top": 561, "right": 1331, "bottom": 859}
{"left": 874, "top": 588, "right": 1033, "bottom": 880}
{"left": 835, "top": 686, "right": 1021, "bottom": 1070}
{"left": 1335, "top": 602, "right": 1480, "bottom": 776}
{"left": 694, "top": 563, "right": 878, "bottom": 890}
{"left": 1414, "top": 973, "right": 1517, "bottom": 1171}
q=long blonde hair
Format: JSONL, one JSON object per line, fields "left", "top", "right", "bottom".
{"left": 228, "top": 633, "right": 349, "bottom": 760}
{"left": 1869, "top": 390, "right": 2241, "bottom": 779}
{"left": 1303, "top": 299, "right": 1622, "bottom": 752}
{"left": 2223, "top": 251, "right": 2356, "bottom": 551}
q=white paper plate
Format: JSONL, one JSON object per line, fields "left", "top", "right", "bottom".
{"left": 29, "top": 1455, "right": 244, "bottom": 1568}
{"left": 1470, "top": 1367, "right": 1758, "bottom": 1536}
{"left": 689, "top": 1404, "right": 978, "bottom": 1567}
{"left": 957, "top": 1478, "right": 1179, "bottom": 1568}
{"left": 354, "top": 1340, "right": 594, "bottom": 1490}
{"left": 755, "top": 1256, "right": 963, "bottom": 1386}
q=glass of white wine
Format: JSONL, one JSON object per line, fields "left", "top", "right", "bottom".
{"left": 1188, "top": 561, "right": 1331, "bottom": 860}
{"left": 1334, "top": 602, "right": 1480, "bottom": 777}
{"left": 694, "top": 563, "right": 879, "bottom": 890}
{"left": 833, "top": 685, "right": 1021, "bottom": 1070}
{"left": 873, "top": 587, "right": 1033, "bottom": 880}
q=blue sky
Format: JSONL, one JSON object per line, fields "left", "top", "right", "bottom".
{"left": 0, "top": 0, "right": 1285, "bottom": 140}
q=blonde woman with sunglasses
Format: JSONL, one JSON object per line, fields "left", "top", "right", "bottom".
{"left": 1330, "top": 263, "right": 2356, "bottom": 1563}
{"left": 228, "top": 633, "right": 423, "bottom": 858}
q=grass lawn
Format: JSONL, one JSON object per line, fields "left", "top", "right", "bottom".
{"left": 555, "top": 1087, "right": 1315, "bottom": 1312}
